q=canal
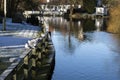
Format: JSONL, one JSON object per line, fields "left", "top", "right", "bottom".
{"left": 45, "top": 17, "right": 120, "bottom": 80}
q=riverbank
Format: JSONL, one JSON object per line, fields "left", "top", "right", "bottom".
{"left": 0, "top": 18, "right": 41, "bottom": 74}
{"left": 63, "top": 13, "right": 109, "bottom": 21}
{"left": 0, "top": 17, "right": 55, "bottom": 80}
{"left": 107, "top": 5, "right": 120, "bottom": 33}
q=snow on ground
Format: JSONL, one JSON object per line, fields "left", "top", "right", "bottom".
{"left": 0, "top": 18, "right": 41, "bottom": 38}
{"left": 0, "top": 18, "right": 41, "bottom": 64}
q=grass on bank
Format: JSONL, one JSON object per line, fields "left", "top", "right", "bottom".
{"left": 107, "top": 5, "right": 120, "bottom": 33}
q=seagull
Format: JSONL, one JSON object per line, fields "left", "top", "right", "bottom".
{"left": 27, "top": 39, "right": 38, "bottom": 49}
{"left": 41, "top": 33, "right": 45, "bottom": 37}
{"left": 25, "top": 43, "right": 32, "bottom": 49}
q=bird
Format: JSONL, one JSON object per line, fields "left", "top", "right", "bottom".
{"left": 25, "top": 43, "right": 32, "bottom": 49}
{"left": 27, "top": 39, "right": 38, "bottom": 49}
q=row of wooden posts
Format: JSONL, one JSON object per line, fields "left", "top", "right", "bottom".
{"left": 0, "top": 31, "right": 55, "bottom": 80}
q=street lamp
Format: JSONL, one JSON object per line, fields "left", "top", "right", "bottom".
{"left": 3, "top": 0, "right": 6, "bottom": 30}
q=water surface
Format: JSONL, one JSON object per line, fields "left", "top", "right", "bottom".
{"left": 45, "top": 17, "right": 120, "bottom": 80}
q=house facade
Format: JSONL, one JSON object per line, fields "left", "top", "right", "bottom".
{"left": 96, "top": 0, "right": 108, "bottom": 16}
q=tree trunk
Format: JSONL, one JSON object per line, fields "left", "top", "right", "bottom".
{"left": 3, "top": 0, "right": 6, "bottom": 30}
{"left": 0, "top": 0, "right": 4, "bottom": 16}
{"left": 7, "top": 0, "right": 20, "bottom": 17}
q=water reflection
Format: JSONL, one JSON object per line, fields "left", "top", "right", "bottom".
{"left": 44, "top": 17, "right": 120, "bottom": 80}
{"left": 47, "top": 17, "right": 105, "bottom": 41}
{"left": 95, "top": 18, "right": 104, "bottom": 31}
{"left": 110, "top": 34, "right": 120, "bottom": 53}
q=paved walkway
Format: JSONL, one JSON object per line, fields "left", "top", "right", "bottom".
{"left": 0, "top": 19, "right": 41, "bottom": 74}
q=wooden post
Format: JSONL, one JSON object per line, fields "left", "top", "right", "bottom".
{"left": 3, "top": 0, "right": 6, "bottom": 30}
{"left": 13, "top": 74, "right": 17, "bottom": 80}
{"left": 31, "top": 50, "right": 37, "bottom": 79}
{"left": 24, "top": 56, "right": 29, "bottom": 80}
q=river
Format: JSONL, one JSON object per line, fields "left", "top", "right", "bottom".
{"left": 44, "top": 17, "right": 120, "bottom": 80}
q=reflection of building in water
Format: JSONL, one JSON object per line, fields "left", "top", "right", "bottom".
{"left": 45, "top": 17, "right": 85, "bottom": 40}
{"left": 77, "top": 21, "right": 84, "bottom": 40}
{"left": 44, "top": 17, "right": 70, "bottom": 36}
{"left": 78, "top": 27, "right": 84, "bottom": 40}
{"left": 95, "top": 18, "right": 103, "bottom": 31}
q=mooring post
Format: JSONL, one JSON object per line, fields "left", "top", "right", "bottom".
{"left": 13, "top": 74, "right": 16, "bottom": 80}
{"left": 31, "top": 49, "right": 37, "bottom": 79}
{"left": 24, "top": 55, "right": 29, "bottom": 80}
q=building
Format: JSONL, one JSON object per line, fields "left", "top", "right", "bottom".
{"left": 39, "top": 0, "right": 50, "bottom": 3}
{"left": 38, "top": 0, "right": 72, "bottom": 16}
{"left": 96, "top": 0, "right": 108, "bottom": 16}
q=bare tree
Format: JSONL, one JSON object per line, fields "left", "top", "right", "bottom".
{"left": 0, "top": 0, "right": 4, "bottom": 16}
{"left": 69, "top": 0, "right": 83, "bottom": 17}
{"left": 83, "top": 0, "right": 96, "bottom": 13}
{"left": 7, "top": 0, "right": 23, "bottom": 17}
{"left": 6, "top": 0, "right": 41, "bottom": 17}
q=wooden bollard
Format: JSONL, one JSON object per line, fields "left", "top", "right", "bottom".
{"left": 13, "top": 74, "right": 17, "bottom": 80}
{"left": 37, "top": 50, "right": 42, "bottom": 66}
{"left": 24, "top": 55, "right": 29, "bottom": 80}
{"left": 31, "top": 49, "right": 37, "bottom": 79}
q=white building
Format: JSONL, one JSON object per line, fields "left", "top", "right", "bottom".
{"left": 96, "top": 0, "right": 108, "bottom": 16}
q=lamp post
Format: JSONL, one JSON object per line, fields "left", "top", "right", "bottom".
{"left": 3, "top": 0, "right": 6, "bottom": 31}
